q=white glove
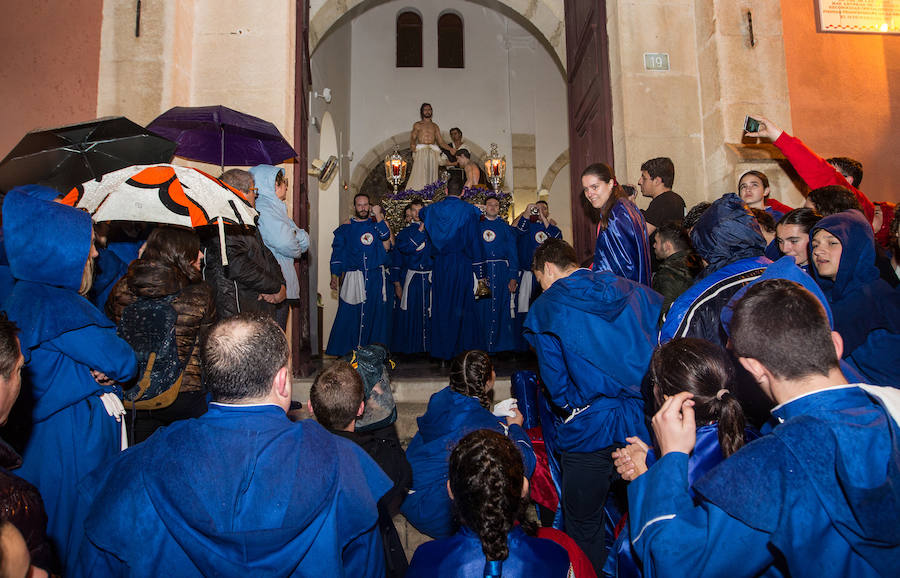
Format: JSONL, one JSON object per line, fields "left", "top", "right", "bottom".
{"left": 492, "top": 398, "right": 518, "bottom": 418}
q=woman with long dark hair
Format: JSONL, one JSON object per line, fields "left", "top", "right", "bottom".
{"left": 408, "top": 429, "right": 571, "bottom": 577}
{"left": 607, "top": 338, "right": 756, "bottom": 577}
{"left": 401, "top": 351, "right": 536, "bottom": 539}
{"left": 107, "top": 226, "right": 217, "bottom": 443}
{"left": 581, "top": 163, "right": 651, "bottom": 285}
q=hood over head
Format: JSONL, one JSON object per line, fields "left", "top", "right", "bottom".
{"left": 248, "top": 164, "right": 284, "bottom": 202}
{"left": 2, "top": 187, "right": 93, "bottom": 290}
{"left": 810, "top": 210, "right": 878, "bottom": 302}
{"left": 691, "top": 193, "right": 766, "bottom": 276}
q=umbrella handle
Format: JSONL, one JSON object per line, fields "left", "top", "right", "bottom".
{"left": 220, "top": 126, "right": 225, "bottom": 172}
{"left": 218, "top": 219, "right": 229, "bottom": 267}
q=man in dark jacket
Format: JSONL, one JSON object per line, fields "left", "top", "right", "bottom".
{"left": 651, "top": 220, "right": 700, "bottom": 316}
{"left": 201, "top": 169, "right": 285, "bottom": 319}
{"left": 659, "top": 193, "right": 771, "bottom": 345}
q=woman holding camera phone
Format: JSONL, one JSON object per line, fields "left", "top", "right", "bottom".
{"left": 581, "top": 163, "right": 652, "bottom": 285}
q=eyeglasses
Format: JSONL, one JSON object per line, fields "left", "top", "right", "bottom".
{"left": 247, "top": 187, "right": 258, "bottom": 194}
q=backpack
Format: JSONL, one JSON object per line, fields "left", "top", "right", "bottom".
{"left": 117, "top": 293, "right": 189, "bottom": 410}
{"left": 341, "top": 344, "right": 397, "bottom": 432}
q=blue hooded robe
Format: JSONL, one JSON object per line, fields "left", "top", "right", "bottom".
{"left": 523, "top": 269, "right": 662, "bottom": 453}
{"left": 326, "top": 217, "right": 392, "bottom": 356}
{"left": 660, "top": 193, "right": 771, "bottom": 345}
{"left": 392, "top": 222, "right": 432, "bottom": 354}
{"left": 249, "top": 165, "right": 309, "bottom": 300}
{"left": 478, "top": 216, "right": 519, "bottom": 353}
{"left": 628, "top": 385, "right": 900, "bottom": 577}
{"left": 401, "top": 387, "right": 535, "bottom": 539}
{"left": 592, "top": 199, "right": 651, "bottom": 286}
{"left": 810, "top": 211, "right": 900, "bottom": 386}
{"left": 420, "top": 196, "right": 484, "bottom": 359}
{"left": 2, "top": 189, "right": 137, "bottom": 570}
{"left": 74, "top": 404, "right": 391, "bottom": 577}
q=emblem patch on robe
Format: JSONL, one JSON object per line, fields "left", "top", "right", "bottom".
{"left": 483, "top": 229, "right": 496, "bottom": 242}
{"left": 360, "top": 232, "right": 374, "bottom": 245}
{"left": 535, "top": 231, "right": 548, "bottom": 244}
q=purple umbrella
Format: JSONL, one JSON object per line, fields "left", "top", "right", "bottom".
{"left": 146, "top": 105, "right": 297, "bottom": 169}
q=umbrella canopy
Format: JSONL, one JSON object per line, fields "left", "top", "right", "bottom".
{"left": 0, "top": 116, "right": 177, "bottom": 193}
{"left": 58, "top": 164, "right": 257, "bottom": 229}
{"left": 146, "top": 105, "right": 297, "bottom": 168}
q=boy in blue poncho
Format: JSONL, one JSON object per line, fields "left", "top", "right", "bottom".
{"left": 629, "top": 279, "right": 900, "bottom": 577}
{"left": 75, "top": 314, "right": 391, "bottom": 577}
{"left": 2, "top": 188, "right": 138, "bottom": 572}
{"left": 523, "top": 238, "right": 663, "bottom": 573}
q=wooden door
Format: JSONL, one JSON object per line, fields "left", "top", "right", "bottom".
{"left": 293, "top": 0, "right": 312, "bottom": 375}
{"left": 565, "top": 0, "right": 614, "bottom": 264}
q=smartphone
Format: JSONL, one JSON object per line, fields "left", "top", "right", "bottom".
{"left": 744, "top": 116, "right": 760, "bottom": 133}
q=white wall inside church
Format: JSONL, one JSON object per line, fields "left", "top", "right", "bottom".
{"left": 338, "top": 0, "right": 567, "bottom": 199}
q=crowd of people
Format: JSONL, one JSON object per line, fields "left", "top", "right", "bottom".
{"left": 0, "top": 111, "right": 896, "bottom": 578}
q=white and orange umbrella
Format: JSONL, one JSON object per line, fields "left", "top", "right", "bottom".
{"left": 59, "top": 164, "right": 257, "bottom": 265}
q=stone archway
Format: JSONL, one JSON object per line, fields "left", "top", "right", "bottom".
{"left": 310, "top": 0, "right": 566, "bottom": 71}
{"left": 350, "top": 132, "right": 488, "bottom": 195}
{"left": 540, "top": 148, "right": 569, "bottom": 193}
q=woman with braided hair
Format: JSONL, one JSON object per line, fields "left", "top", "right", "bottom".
{"left": 401, "top": 351, "right": 536, "bottom": 539}
{"left": 408, "top": 430, "right": 571, "bottom": 577}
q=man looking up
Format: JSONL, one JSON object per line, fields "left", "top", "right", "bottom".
{"left": 76, "top": 314, "right": 391, "bottom": 577}
{"left": 326, "top": 192, "right": 392, "bottom": 356}
{"left": 638, "top": 157, "right": 685, "bottom": 236}
{"left": 524, "top": 238, "right": 663, "bottom": 573}
{"left": 628, "top": 279, "right": 900, "bottom": 576}
{"left": 407, "top": 103, "right": 453, "bottom": 192}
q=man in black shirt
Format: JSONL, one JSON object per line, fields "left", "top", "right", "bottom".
{"left": 638, "top": 157, "right": 686, "bottom": 236}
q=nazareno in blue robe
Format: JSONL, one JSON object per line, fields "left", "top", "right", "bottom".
{"left": 326, "top": 218, "right": 392, "bottom": 356}
{"left": 420, "top": 196, "right": 484, "bottom": 360}
{"left": 2, "top": 188, "right": 138, "bottom": 572}
{"left": 810, "top": 211, "right": 900, "bottom": 386}
{"left": 513, "top": 217, "right": 561, "bottom": 350}
{"left": 477, "top": 216, "right": 519, "bottom": 353}
{"left": 74, "top": 404, "right": 392, "bottom": 577}
{"left": 592, "top": 199, "right": 651, "bottom": 286}
{"left": 401, "top": 387, "right": 536, "bottom": 539}
{"left": 408, "top": 526, "right": 570, "bottom": 578}
{"left": 628, "top": 385, "right": 900, "bottom": 577}
{"left": 392, "top": 222, "right": 432, "bottom": 354}
{"left": 524, "top": 269, "right": 662, "bottom": 453}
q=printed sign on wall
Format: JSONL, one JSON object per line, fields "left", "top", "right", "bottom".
{"left": 817, "top": 0, "right": 900, "bottom": 34}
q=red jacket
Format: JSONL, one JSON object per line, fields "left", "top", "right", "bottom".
{"left": 773, "top": 132, "right": 875, "bottom": 222}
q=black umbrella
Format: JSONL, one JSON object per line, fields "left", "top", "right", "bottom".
{"left": 0, "top": 116, "right": 177, "bottom": 193}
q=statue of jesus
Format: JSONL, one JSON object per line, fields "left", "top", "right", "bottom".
{"left": 406, "top": 103, "right": 453, "bottom": 192}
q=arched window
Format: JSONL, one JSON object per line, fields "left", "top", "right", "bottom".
{"left": 438, "top": 13, "right": 464, "bottom": 68}
{"left": 396, "top": 11, "right": 422, "bottom": 68}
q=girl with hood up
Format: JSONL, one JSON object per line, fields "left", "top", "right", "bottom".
{"left": 810, "top": 210, "right": 900, "bottom": 386}
{"left": 248, "top": 165, "right": 309, "bottom": 330}
{"left": 1, "top": 188, "right": 137, "bottom": 571}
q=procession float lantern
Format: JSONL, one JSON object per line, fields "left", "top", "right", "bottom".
{"left": 484, "top": 143, "right": 506, "bottom": 191}
{"left": 384, "top": 147, "right": 407, "bottom": 194}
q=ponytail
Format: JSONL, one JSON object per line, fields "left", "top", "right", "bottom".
{"left": 449, "top": 350, "right": 493, "bottom": 409}
{"left": 712, "top": 390, "right": 746, "bottom": 458}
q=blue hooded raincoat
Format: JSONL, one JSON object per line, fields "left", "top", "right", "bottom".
{"left": 810, "top": 211, "right": 900, "bottom": 386}
{"left": 249, "top": 165, "right": 309, "bottom": 300}
{"left": 2, "top": 189, "right": 137, "bottom": 570}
